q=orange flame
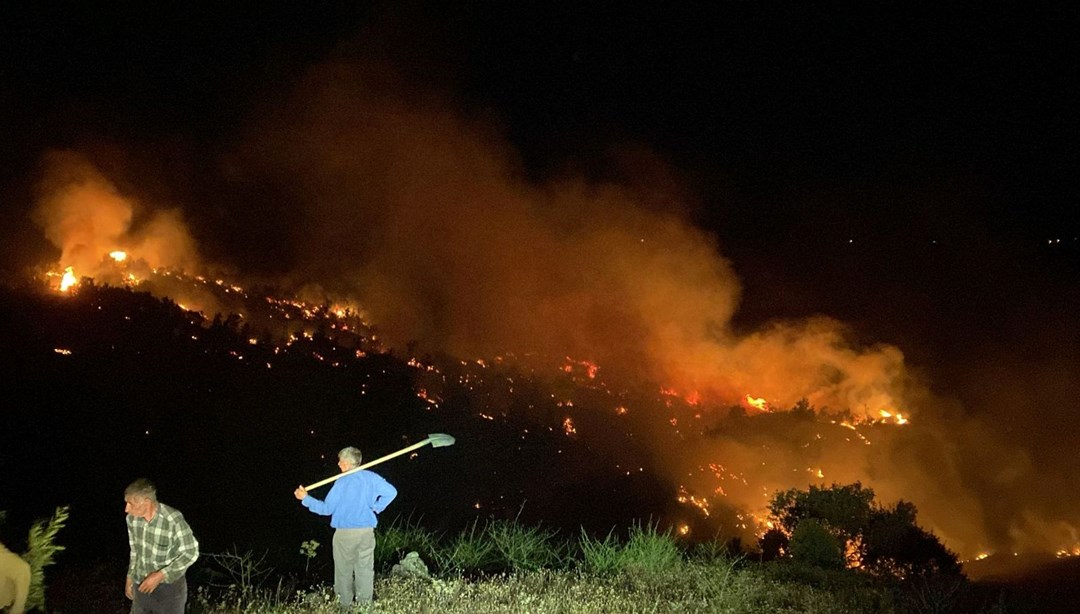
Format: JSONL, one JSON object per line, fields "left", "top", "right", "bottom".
{"left": 744, "top": 394, "right": 769, "bottom": 412}
{"left": 59, "top": 266, "right": 77, "bottom": 292}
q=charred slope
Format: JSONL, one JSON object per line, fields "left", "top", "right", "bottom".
{"left": 0, "top": 281, "right": 677, "bottom": 564}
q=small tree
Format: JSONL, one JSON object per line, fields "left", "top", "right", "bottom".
{"left": 764, "top": 483, "right": 961, "bottom": 579}
{"left": 769, "top": 482, "right": 875, "bottom": 541}
{"left": 863, "top": 503, "right": 961, "bottom": 578}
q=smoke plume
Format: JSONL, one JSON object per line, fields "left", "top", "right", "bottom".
{"left": 31, "top": 150, "right": 201, "bottom": 279}
{"left": 25, "top": 56, "right": 1076, "bottom": 561}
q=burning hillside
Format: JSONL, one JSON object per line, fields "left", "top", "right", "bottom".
{"left": 10, "top": 57, "right": 1077, "bottom": 565}
{"left": 13, "top": 255, "right": 1073, "bottom": 566}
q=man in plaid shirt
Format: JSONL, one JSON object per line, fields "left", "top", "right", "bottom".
{"left": 124, "top": 479, "right": 199, "bottom": 613}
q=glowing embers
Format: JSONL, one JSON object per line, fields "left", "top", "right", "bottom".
{"left": 1058, "top": 545, "right": 1080, "bottom": 558}
{"left": 563, "top": 356, "right": 599, "bottom": 379}
{"left": 660, "top": 386, "right": 700, "bottom": 406}
{"left": 677, "top": 485, "right": 712, "bottom": 517}
{"left": 562, "top": 416, "right": 577, "bottom": 436}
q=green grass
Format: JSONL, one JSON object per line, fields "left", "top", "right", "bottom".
{"left": 484, "top": 518, "right": 564, "bottom": 572}
{"left": 431, "top": 517, "right": 497, "bottom": 575}
{"left": 371, "top": 515, "right": 440, "bottom": 572}
{"left": 578, "top": 522, "right": 684, "bottom": 577}
{"left": 185, "top": 518, "right": 992, "bottom": 613}
{"left": 192, "top": 563, "right": 897, "bottom": 613}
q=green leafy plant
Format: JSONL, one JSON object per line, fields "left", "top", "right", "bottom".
{"left": 22, "top": 505, "right": 70, "bottom": 611}
{"left": 299, "top": 539, "right": 320, "bottom": 575}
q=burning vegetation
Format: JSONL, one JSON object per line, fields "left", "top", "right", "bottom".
{"left": 12, "top": 60, "right": 1078, "bottom": 565}
{"left": 15, "top": 255, "right": 1073, "bottom": 566}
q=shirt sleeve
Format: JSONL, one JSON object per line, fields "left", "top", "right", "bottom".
{"left": 302, "top": 481, "right": 341, "bottom": 516}
{"left": 126, "top": 517, "right": 137, "bottom": 579}
{"left": 12, "top": 556, "right": 30, "bottom": 614}
{"left": 160, "top": 512, "right": 199, "bottom": 583}
{"left": 371, "top": 474, "right": 397, "bottom": 514}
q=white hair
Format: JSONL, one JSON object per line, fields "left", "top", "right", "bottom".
{"left": 338, "top": 446, "right": 363, "bottom": 468}
{"left": 125, "top": 478, "right": 157, "bottom": 502}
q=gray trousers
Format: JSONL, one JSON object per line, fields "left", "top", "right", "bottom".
{"left": 131, "top": 575, "right": 187, "bottom": 614}
{"left": 333, "top": 527, "right": 376, "bottom": 605}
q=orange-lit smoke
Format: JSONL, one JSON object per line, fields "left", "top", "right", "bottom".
{"left": 31, "top": 150, "right": 201, "bottom": 281}
{"left": 229, "top": 60, "right": 907, "bottom": 420}
{"left": 213, "top": 58, "right": 1079, "bottom": 560}
{"left": 26, "top": 56, "right": 1075, "bottom": 561}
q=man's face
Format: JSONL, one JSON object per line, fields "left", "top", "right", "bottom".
{"left": 125, "top": 495, "right": 151, "bottom": 519}
{"left": 338, "top": 458, "right": 352, "bottom": 473}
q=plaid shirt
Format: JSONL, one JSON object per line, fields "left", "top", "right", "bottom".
{"left": 127, "top": 502, "right": 199, "bottom": 584}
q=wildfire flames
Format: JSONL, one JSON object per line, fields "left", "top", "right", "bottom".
{"left": 744, "top": 394, "right": 769, "bottom": 412}
{"left": 19, "top": 77, "right": 1077, "bottom": 563}
{"left": 33, "top": 247, "right": 1080, "bottom": 562}
{"left": 41, "top": 252, "right": 923, "bottom": 547}
{"left": 58, "top": 267, "right": 77, "bottom": 292}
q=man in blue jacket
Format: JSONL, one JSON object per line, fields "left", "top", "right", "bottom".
{"left": 295, "top": 446, "right": 397, "bottom": 606}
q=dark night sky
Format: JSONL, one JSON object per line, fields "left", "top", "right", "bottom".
{"left": 4, "top": 13, "right": 1076, "bottom": 324}
{"left": 1, "top": 3, "right": 1077, "bottom": 459}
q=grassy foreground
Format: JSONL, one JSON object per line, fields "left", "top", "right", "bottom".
{"left": 187, "top": 520, "right": 910, "bottom": 614}
{"left": 194, "top": 564, "right": 896, "bottom": 614}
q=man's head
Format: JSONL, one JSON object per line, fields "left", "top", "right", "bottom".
{"left": 338, "top": 446, "right": 362, "bottom": 472}
{"left": 124, "top": 478, "right": 158, "bottom": 520}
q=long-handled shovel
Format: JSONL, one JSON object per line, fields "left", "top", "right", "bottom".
{"left": 303, "top": 433, "right": 456, "bottom": 491}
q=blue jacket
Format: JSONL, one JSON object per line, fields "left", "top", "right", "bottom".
{"left": 302, "top": 470, "right": 397, "bottom": 529}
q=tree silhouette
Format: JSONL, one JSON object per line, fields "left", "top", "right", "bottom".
{"left": 763, "top": 482, "right": 961, "bottom": 579}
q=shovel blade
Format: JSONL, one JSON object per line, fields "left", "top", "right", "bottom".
{"left": 428, "top": 433, "right": 456, "bottom": 448}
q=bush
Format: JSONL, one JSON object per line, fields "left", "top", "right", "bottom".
{"left": 765, "top": 482, "right": 961, "bottom": 580}
{"left": 789, "top": 518, "right": 845, "bottom": 570}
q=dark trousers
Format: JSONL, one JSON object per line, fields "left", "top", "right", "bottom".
{"left": 131, "top": 576, "right": 187, "bottom": 614}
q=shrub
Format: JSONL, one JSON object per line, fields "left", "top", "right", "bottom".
{"left": 789, "top": 518, "right": 845, "bottom": 570}
{"left": 765, "top": 482, "right": 961, "bottom": 580}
